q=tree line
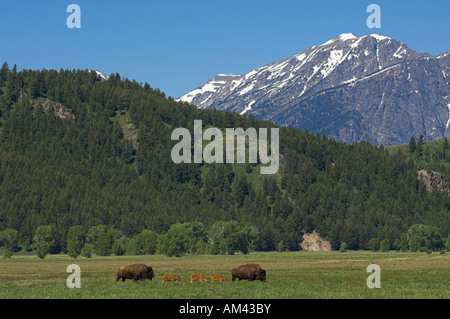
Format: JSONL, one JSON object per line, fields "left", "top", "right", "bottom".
{"left": 0, "top": 221, "right": 255, "bottom": 258}
{"left": 1, "top": 221, "right": 448, "bottom": 259}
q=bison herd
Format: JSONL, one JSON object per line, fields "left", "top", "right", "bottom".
{"left": 116, "top": 263, "right": 266, "bottom": 283}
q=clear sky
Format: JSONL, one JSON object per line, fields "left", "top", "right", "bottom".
{"left": 0, "top": 0, "right": 449, "bottom": 99}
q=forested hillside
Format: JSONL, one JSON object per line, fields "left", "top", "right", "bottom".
{"left": 0, "top": 62, "right": 448, "bottom": 257}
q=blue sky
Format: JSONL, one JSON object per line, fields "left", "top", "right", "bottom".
{"left": 0, "top": 0, "right": 449, "bottom": 98}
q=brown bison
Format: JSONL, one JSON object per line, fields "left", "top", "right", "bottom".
{"left": 116, "top": 263, "right": 154, "bottom": 282}
{"left": 190, "top": 274, "right": 208, "bottom": 283}
{"left": 211, "top": 275, "right": 227, "bottom": 282}
{"left": 231, "top": 264, "right": 266, "bottom": 282}
{"left": 162, "top": 274, "right": 181, "bottom": 283}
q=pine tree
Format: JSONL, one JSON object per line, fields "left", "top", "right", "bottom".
{"left": 0, "top": 61, "right": 9, "bottom": 87}
{"left": 443, "top": 138, "right": 449, "bottom": 161}
{"left": 416, "top": 135, "right": 424, "bottom": 160}
{"left": 202, "top": 168, "right": 216, "bottom": 202}
{"left": 29, "top": 72, "right": 40, "bottom": 98}
{"left": 409, "top": 136, "right": 416, "bottom": 153}
{"left": 233, "top": 172, "right": 249, "bottom": 208}
{"left": 4, "top": 64, "right": 19, "bottom": 106}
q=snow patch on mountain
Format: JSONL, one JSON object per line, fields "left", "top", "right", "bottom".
{"left": 321, "top": 49, "right": 344, "bottom": 78}
{"left": 321, "top": 33, "right": 357, "bottom": 46}
{"left": 367, "top": 34, "right": 391, "bottom": 41}
{"left": 240, "top": 100, "right": 256, "bottom": 115}
{"left": 393, "top": 46, "right": 408, "bottom": 59}
{"left": 295, "top": 53, "right": 306, "bottom": 62}
{"left": 447, "top": 103, "right": 450, "bottom": 129}
{"left": 267, "top": 60, "right": 290, "bottom": 79}
{"left": 239, "top": 83, "right": 255, "bottom": 96}
{"left": 90, "top": 70, "right": 109, "bottom": 81}
{"left": 177, "top": 74, "right": 243, "bottom": 105}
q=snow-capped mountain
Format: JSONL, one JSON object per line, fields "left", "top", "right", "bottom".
{"left": 90, "top": 69, "right": 109, "bottom": 81}
{"left": 178, "top": 33, "right": 450, "bottom": 145}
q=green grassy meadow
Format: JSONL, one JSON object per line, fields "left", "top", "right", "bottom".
{"left": 0, "top": 251, "right": 448, "bottom": 299}
{"left": 386, "top": 139, "right": 450, "bottom": 171}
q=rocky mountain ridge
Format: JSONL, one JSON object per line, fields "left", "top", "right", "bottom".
{"left": 178, "top": 33, "right": 450, "bottom": 146}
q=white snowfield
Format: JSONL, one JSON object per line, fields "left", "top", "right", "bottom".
{"left": 240, "top": 100, "right": 256, "bottom": 115}
{"left": 447, "top": 103, "right": 450, "bottom": 130}
{"left": 176, "top": 74, "right": 242, "bottom": 105}
{"left": 178, "top": 33, "right": 412, "bottom": 108}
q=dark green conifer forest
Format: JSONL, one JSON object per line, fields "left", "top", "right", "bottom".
{"left": 0, "top": 62, "right": 448, "bottom": 258}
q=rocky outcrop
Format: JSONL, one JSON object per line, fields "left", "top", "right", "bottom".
{"left": 300, "top": 230, "right": 331, "bottom": 251}
{"left": 34, "top": 99, "right": 75, "bottom": 120}
{"left": 418, "top": 170, "right": 450, "bottom": 196}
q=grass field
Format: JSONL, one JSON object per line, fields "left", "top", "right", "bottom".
{"left": 0, "top": 251, "right": 448, "bottom": 299}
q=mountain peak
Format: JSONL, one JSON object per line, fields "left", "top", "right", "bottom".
{"left": 365, "top": 34, "right": 392, "bottom": 41}
{"left": 321, "top": 33, "right": 395, "bottom": 46}
{"left": 321, "top": 33, "right": 358, "bottom": 46}
{"left": 178, "top": 33, "right": 449, "bottom": 145}
{"left": 338, "top": 33, "right": 358, "bottom": 41}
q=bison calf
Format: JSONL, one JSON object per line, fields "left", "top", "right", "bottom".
{"left": 232, "top": 264, "right": 266, "bottom": 282}
{"left": 162, "top": 274, "right": 181, "bottom": 283}
{"left": 190, "top": 274, "right": 208, "bottom": 283}
{"left": 211, "top": 275, "right": 227, "bottom": 282}
{"left": 116, "top": 263, "right": 154, "bottom": 282}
